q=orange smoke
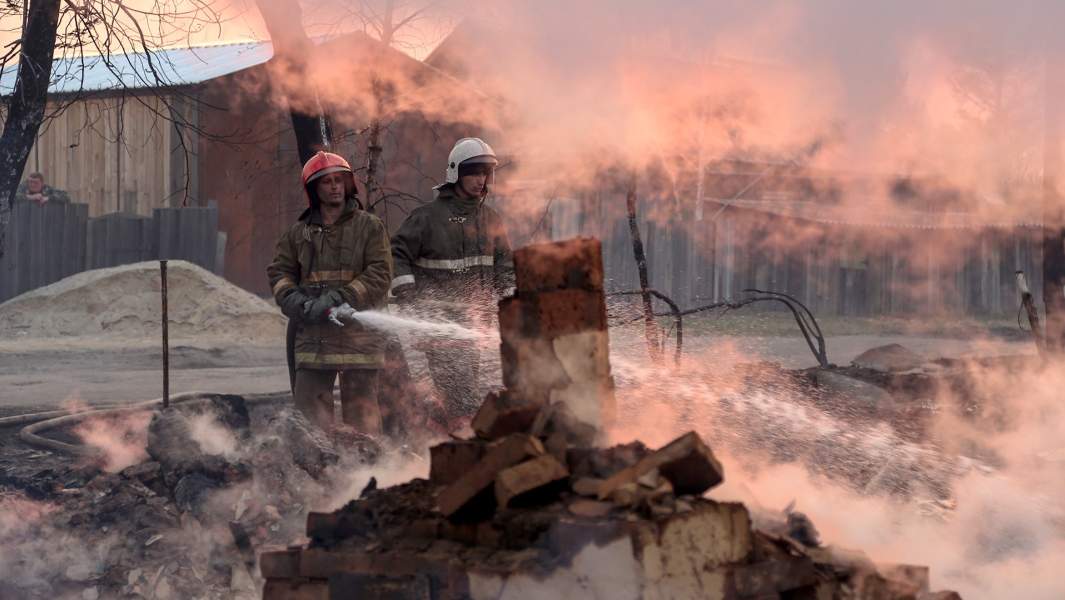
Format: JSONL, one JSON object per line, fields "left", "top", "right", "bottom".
{"left": 72, "top": 411, "right": 151, "bottom": 473}
{"left": 605, "top": 332, "right": 1065, "bottom": 599}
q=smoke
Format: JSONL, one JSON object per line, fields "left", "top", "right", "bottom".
{"left": 72, "top": 411, "right": 151, "bottom": 473}
{"left": 187, "top": 411, "right": 241, "bottom": 457}
{"left": 468, "top": 1, "right": 1055, "bottom": 181}
{"left": 210, "top": 0, "right": 1065, "bottom": 293}
{"left": 0, "top": 491, "right": 115, "bottom": 597}
{"left": 321, "top": 450, "right": 430, "bottom": 512}
{"left": 716, "top": 462, "right": 1065, "bottom": 600}
{"left": 608, "top": 338, "right": 1065, "bottom": 600}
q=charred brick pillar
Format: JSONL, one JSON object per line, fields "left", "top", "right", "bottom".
{"left": 497, "top": 237, "right": 616, "bottom": 435}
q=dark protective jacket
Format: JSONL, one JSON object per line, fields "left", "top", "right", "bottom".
{"left": 267, "top": 200, "right": 393, "bottom": 370}
{"left": 390, "top": 186, "right": 514, "bottom": 305}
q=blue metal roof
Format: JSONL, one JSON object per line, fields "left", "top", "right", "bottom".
{"left": 0, "top": 40, "right": 274, "bottom": 95}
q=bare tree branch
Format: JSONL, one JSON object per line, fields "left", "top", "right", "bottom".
{"left": 0, "top": 0, "right": 61, "bottom": 258}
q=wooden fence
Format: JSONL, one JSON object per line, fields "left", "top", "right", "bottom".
{"left": 548, "top": 195, "right": 1042, "bottom": 318}
{"left": 86, "top": 212, "right": 153, "bottom": 269}
{"left": 1, "top": 203, "right": 222, "bottom": 303}
{"left": 0, "top": 201, "right": 88, "bottom": 303}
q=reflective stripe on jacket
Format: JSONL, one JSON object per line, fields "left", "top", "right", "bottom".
{"left": 390, "top": 185, "right": 514, "bottom": 303}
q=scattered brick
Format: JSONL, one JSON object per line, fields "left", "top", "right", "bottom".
{"left": 470, "top": 391, "right": 542, "bottom": 440}
{"left": 259, "top": 548, "right": 300, "bottom": 579}
{"left": 429, "top": 440, "right": 487, "bottom": 486}
{"left": 570, "top": 477, "right": 604, "bottom": 497}
{"left": 599, "top": 431, "right": 723, "bottom": 499}
{"left": 567, "top": 499, "right": 614, "bottom": 518}
{"left": 261, "top": 578, "right": 328, "bottom": 600}
{"left": 494, "top": 454, "right": 569, "bottom": 507}
{"left": 436, "top": 434, "right": 545, "bottom": 517}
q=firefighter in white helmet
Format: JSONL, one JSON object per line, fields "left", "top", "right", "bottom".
{"left": 390, "top": 137, "right": 514, "bottom": 427}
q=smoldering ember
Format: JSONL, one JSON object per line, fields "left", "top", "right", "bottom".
{"left": 4, "top": 3, "right": 1065, "bottom": 600}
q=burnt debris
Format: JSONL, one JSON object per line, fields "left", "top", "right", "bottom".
{"left": 261, "top": 239, "right": 962, "bottom": 600}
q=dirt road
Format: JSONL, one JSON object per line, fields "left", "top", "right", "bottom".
{"left": 0, "top": 342, "right": 290, "bottom": 412}
{"left": 0, "top": 329, "right": 1033, "bottom": 413}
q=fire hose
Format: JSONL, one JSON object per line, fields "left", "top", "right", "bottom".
{"left": 6, "top": 391, "right": 290, "bottom": 457}
{"left": 608, "top": 288, "right": 829, "bottom": 368}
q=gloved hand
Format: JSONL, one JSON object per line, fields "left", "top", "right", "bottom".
{"left": 306, "top": 289, "right": 344, "bottom": 323}
{"left": 328, "top": 303, "right": 358, "bottom": 327}
{"left": 279, "top": 289, "right": 313, "bottom": 321}
{"left": 392, "top": 282, "right": 416, "bottom": 304}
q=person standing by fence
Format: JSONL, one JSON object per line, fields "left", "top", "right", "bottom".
{"left": 15, "top": 172, "right": 70, "bottom": 206}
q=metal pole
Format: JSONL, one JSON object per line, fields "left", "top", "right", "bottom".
{"left": 160, "top": 260, "right": 169, "bottom": 409}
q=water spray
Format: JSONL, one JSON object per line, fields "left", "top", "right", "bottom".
{"left": 326, "top": 303, "right": 480, "bottom": 341}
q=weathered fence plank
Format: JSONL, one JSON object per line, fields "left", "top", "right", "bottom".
{"left": 86, "top": 213, "right": 154, "bottom": 269}
{"left": 550, "top": 197, "right": 1045, "bottom": 318}
{"left": 155, "top": 207, "right": 219, "bottom": 271}
{"left": 1, "top": 204, "right": 219, "bottom": 303}
{"left": 0, "top": 201, "right": 89, "bottom": 303}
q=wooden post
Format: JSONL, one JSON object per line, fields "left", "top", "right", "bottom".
{"left": 1043, "top": 58, "right": 1065, "bottom": 353}
{"left": 625, "top": 177, "right": 661, "bottom": 361}
{"left": 160, "top": 260, "right": 170, "bottom": 409}
{"left": 1017, "top": 271, "right": 1045, "bottom": 355}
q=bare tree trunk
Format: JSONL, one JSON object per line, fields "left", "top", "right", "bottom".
{"left": 1016, "top": 271, "right": 1045, "bottom": 355}
{"left": 363, "top": 1, "right": 394, "bottom": 219}
{"left": 255, "top": 0, "right": 332, "bottom": 163}
{"left": 1043, "top": 58, "right": 1065, "bottom": 352}
{"left": 254, "top": 0, "right": 337, "bottom": 393}
{"left": 364, "top": 79, "right": 385, "bottom": 218}
{"left": 626, "top": 176, "right": 661, "bottom": 361}
{"left": 0, "top": 0, "right": 61, "bottom": 259}
{"left": 1041, "top": 220, "right": 1065, "bottom": 353}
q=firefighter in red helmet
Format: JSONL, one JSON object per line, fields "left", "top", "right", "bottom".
{"left": 267, "top": 151, "right": 393, "bottom": 434}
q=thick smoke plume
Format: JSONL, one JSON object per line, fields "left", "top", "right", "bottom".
{"left": 229, "top": 0, "right": 1065, "bottom": 281}
{"left": 608, "top": 339, "right": 1065, "bottom": 600}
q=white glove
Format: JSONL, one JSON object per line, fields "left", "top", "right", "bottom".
{"left": 327, "top": 303, "right": 358, "bottom": 327}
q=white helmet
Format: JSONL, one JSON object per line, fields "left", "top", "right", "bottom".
{"left": 443, "top": 137, "right": 498, "bottom": 185}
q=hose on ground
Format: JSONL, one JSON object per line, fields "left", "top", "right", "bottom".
{"left": 16, "top": 391, "right": 291, "bottom": 457}
{"left": 0, "top": 405, "right": 125, "bottom": 428}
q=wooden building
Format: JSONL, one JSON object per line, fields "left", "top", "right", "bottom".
{"left": 3, "top": 33, "right": 500, "bottom": 295}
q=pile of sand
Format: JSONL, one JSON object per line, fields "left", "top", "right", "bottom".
{"left": 0, "top": 261, "right": 285, "bottom": 345}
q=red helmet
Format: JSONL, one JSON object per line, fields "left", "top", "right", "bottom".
{"left": 301, "top": 151, "right": 355, "bottom": 206}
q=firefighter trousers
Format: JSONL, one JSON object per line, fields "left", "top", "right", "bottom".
{"left": 294, "top": 368, "right": 382, "bottom": 434}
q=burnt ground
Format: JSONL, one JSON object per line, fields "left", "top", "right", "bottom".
{"left": 0, "top": 394, "right": 395, "bottom": 600}
{"left": 0, "top": 328, "right": 1038, "bottom": 599}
